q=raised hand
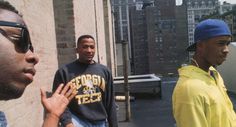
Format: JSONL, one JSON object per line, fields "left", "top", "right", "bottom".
{"left": 41, "top": 82, "right": 77, "bottom": 127}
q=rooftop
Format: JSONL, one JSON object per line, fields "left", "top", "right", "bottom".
{"left": 117, "top": 76, "right": 236, "bottom": 127}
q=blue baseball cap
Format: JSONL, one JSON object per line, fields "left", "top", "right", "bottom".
{"left": 187, "top": 19, "right": 232, "bottom": 51}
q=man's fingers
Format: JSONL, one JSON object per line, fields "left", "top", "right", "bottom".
{"left": 63, "top": 82, "right": 77, "bottom": 100}
{"left": 60, "top": 82, "right": 71, "bottom": 95}
{"left": 54, "top": 83, "right": 64, "bottom": 94}
{"left": 54, "top": 82, "right": 77, "bottom": 101}
{"left": 64, "top": 87, "right": 73, "bottom": 98}
{"left": 67, "top": 90, "right": 77, "bottom": 101}
{"left": 40, "top": 88, "right": 46, "bottom": 103}
{"left": 65, "top": 82, "right": 77, "bottom": 97}
{"left": 65, "top": 87, "right": 77, "bottom": 98}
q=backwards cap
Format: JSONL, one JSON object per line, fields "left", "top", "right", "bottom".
{"left": 187, "top": 19, "right": 231, "bottom": 51}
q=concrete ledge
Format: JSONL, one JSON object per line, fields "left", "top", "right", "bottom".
{"left": 114, "top": 74, "right": 162, "bottom": 97}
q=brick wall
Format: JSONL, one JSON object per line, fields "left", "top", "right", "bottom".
{"left": 53, "top": 0, "right": 77, "bottom": 66}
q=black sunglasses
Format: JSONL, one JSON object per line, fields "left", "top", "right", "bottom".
{"left": 0, "top": 21, "right": 34, "bottom": 53}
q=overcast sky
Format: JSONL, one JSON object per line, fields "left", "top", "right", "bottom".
{"left": 176, "top": 0, "right": 236, "bottom": 5}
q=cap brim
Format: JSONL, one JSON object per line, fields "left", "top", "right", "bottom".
{"left": 186, "top": 43, "right": 196, "bottom": 52}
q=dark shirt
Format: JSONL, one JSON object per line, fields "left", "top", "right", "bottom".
{"left": 53, "top": 60, "right": 118, "bottom": 127}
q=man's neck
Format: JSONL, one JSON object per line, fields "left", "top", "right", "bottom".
{"left": 191, "top": 56, "right": 210, "bottom": 72}
{"left": 78, "top": 59, "right": 95, "bottom": 64}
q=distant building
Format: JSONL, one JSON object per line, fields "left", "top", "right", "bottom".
{"left": 145, "top": 0, "right": 178, "bottom": 75}
{"left": 129, "top": 0, "right": 188, "bottom": 75}
{"left": 129, "top": 6, "right": 149, "bottom": 74}
{"left": 111, "top": 0, "right": 135, "bottom": 75}
{"left": 218, "top": 1, "right": 233, "bottom": 14}
{"left": 175, "top": 4, "right": 189, "bottom": 66}
{"left": 112, "top": 0, "right": 154, "bottom": 75}
{"left": 113, "top": 0, "right": 189, "bottom": 76}
{"left": 111, "top": 0, "right": 134, "bottom": 43}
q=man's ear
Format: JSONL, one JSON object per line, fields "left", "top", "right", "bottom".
{"left": 75, "top": 47, "right": 79, "bottom": 53}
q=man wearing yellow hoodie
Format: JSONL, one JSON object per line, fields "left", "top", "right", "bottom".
{"left": 172, "top": 19, "right": 236, "bottom": 127}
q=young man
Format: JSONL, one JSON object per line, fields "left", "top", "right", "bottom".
{"left": 172, "top": 19, "right": 236, "bottom": 127}
{"left": 53, "top": 35, "right": 118, "bottom": 127}
{"left": 0, "top": 1, "right": 76, "bottom": 127}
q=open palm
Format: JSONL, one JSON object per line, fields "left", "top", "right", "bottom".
{"left": 41, "top": 82, "right": 77, "bottom": 117}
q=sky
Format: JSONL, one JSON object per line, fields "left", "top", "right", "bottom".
{"left": 176, "top": 0, "right": 236, "bottom": 5}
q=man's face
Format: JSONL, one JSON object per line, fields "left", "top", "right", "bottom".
{"left": 201, "top": 36, "right": 231, "bottom": 66}
{"left": 76, "top": 38, "right": 95, "bottom": 64}
{"left": 0, "top": 9, "right": 39, "bottom": 100}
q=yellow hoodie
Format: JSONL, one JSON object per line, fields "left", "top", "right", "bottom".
{"left": 172, "top": 65, "right": 236, "bottom": 127}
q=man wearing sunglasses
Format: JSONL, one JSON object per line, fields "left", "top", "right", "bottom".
{"left": 0, "top": 1, "right": 76, "bottom": 127}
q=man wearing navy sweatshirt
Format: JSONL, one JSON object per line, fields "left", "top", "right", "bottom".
{"left": 53, "top": 35, "right": 118, "bottom": 127}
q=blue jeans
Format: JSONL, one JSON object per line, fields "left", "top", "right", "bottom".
{"left": 0, "top": 111, "right": 7, "bottom": 127}
{"left": 71, "top": 114, "right": 107, "bottom": 127}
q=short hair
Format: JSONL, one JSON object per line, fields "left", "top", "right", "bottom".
{"left": 77, "top": 35, "right": 95, "bottom": 47}
{"left": 0, "top": 1, "right": 19, "bottom": 14}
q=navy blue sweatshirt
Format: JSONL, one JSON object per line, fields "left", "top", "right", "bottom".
{"left": 53, "top": 60, "right": 118, "bottom": 127}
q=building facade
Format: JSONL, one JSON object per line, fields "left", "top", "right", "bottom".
{"left": 128, "top": 0, "right": 188, "bottom": 75}
{"left": 218, "top": 1, "right": 233, "bottom": 14}
{"left": 129, "top": 5, "right": 150, "bottom": 74}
